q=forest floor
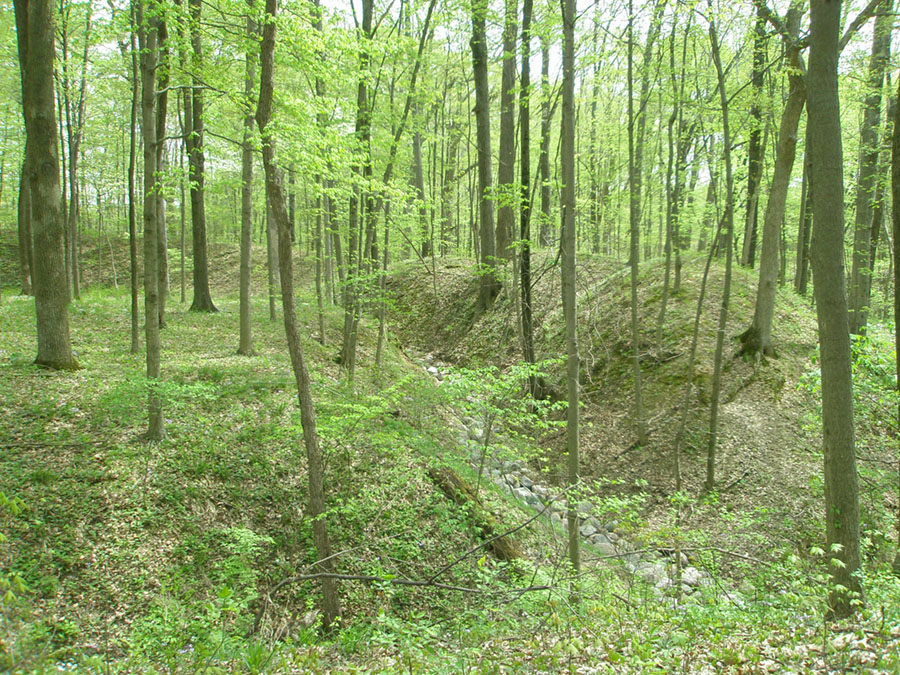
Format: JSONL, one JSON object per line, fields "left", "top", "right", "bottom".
{"left": 1, "top": 233, "right": 900, "bottom": 673}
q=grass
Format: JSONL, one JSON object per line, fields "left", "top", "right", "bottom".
{"left": 1, "top": 241, "right": 900, "bottom": 672}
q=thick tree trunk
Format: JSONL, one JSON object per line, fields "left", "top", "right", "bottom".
{"left": 138, "top": 1, "right": 164, "bottom": 439}
{"left": 186, "top": 0, "right": 217, "bottom": 313}
{"left": 14, "top": 0, "right": 78, "bottom": 371}
{"left": 849, "top": 1, "right": 892, "bottom": 335}
{"left": 560, "top": 0, "right": 580, "bottom": 594}
{"left": 471, "top": 0, "right": 499, "bottom": 315}
{"left": 808, "top": 0, "right": 863, "bottom": 618}
{"left": 256, "top": 0, "right": 341, "bottom": 629}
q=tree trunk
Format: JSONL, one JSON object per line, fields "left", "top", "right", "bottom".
{"left": 808, "top": 0, "right": 863, "bottom": 618}
{"left": 794, "top": 140, "right": 812, "bottom": 296}
{"left": 705, "top": 14, "right": 735, "bottom": 493}
{"left": 849, "top": 0, "right": 892, "bottom": 335}
{"left": 238, "top": 1, "right": 256, "bottom": 356}
{"left": 155, "top": 21, "right": 170, "bottom": 328}
{"left": 740, "top": 11, "right": 805, "bottom": 359}
{"left": 627, "top": 0, "right": 648, "bottom": 445}
{"left": 256, "top": 0, "right": 341, "bottom": 629}
{"left": 128, "top": 10, "right": 140, "bottom": 353}
{"left": 138, "top": 0, "right": 164, "bottom": 439}
{"left": 740, "top": 0, "right": 766, "bottom": 268}
{"left": 539, "top": 38, "right": 552, "bottom": 248}
{"left": 186, "top": 0, "right": 217, "bottom": 313}
{"left": 891, "top": 62, "right": 900, "bottom": 576}
{"left": 495, "top": 0, "right": 517, "bottom": 262}
{"left": 14, "top": 0, "right": 78, "bottom": 371}
{"left": 560, "top": 0, "right": 580, "bottom": 596}
{"left": 17, "top": 159, "right": 33, "bottom": 295}
{"left": 472, "top": 0, "right": 500, "bottom": 315}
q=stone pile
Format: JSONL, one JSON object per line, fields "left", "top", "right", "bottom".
{"left": 418, "top": 353, "right": 717, "bottom": 598}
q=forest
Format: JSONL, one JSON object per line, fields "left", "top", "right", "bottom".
{"left": 3, "top": 0, "right": 900, "bottom": 671}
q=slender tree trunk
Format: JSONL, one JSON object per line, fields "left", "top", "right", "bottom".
{"left": 704, "top": 14, "right": 735, "bottom": 493}
{"left": 472, "top": 0, "right": 499, "bottom": 315}
{"left": 186, "top": 0, "right": 217, "bottom": 313}
{"left": 740, "top": 12, "right": 805, "bottom": 358}
{"left": 891, "top": 64, "right": 900, "bottom": 576}
{"left": 138, "top": 0, "right": 164, "bottom": 438}
{"left": 238, "top": 1, "right": 256, "bottom": 356}
{"left": 155, "top": 21, "right": 169, "bottom": 328}
{"left": 849, "top": 0, "right": 892, "bottom": 335}
{"left": 519, "top": 0, "right": 540, "bottom": 398}
{"left": 794, "top": 143, "right": 811, "bottom": 295}
{"left": 560, "top": 0, "right": 580, "bottom": 595}
{"left": 256, "top": 0, "right": 340, "bottom": 629}
{"left": 808, "top": 0, "right": 863, "bottom": 618}
{"left": 17, "top": 160, "right": 33, "bottom": 295}
{"left": 14, "top": 0, "right": 78, "bottom": 370}
{"left": 741, "top": 0, "right": 766, "bottom": 268}
{"left": 495, "top": 0, "right": 517, "bottom": 262}
{"left": 266, "top": 202, "right": 278, "bottom": 321}
{"left": 627, "top": 0, "right": 647, "bottom": 445}
{"left": 539, "top": 38, "right": 552, "bottom": 248}
{"left": 128, "top": 11, "right": 140, "bottom": 352}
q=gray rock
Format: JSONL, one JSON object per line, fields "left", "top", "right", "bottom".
{"left": 604, "top": 521, "right": 618, "bottom": 533}
{"left": 590, "top": 531, "right": 611, "bottom": 546}
{"left": 427, "top": 366, "right": 439, "bottom": 376}
{"left": 576, "top": 502, "right": 592, "bottom": 516}
{"left": 532, "top": 484, "right": 548, "bottom": 498}
{"left": 519, "top": 475, "right": 534, "bottom": 489}
{"left": 550, "top": 512, "right": 563, "bottom": 526}
{"left": 469, "top": 427, "right": 484, "bottom": 441}
{"left": 593, "top": 542, "right": 618, "bottom": 557}
{"left": 635, "top": 562, "right": 667, "bottom": 586}
{"left": 579, "top": 521, "right": 599, "bottom": 538}
{"left": 682, "top": 566, "right": 703, "bottom": 587}
{"left": 607, "top": 532, "right": 619, "bottom": 544}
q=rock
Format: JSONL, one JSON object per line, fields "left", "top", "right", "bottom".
{"left": 427, "top": 366, "right": 439, "bottom": 376}
{"left": 635, "top": 562, "right": 667, "bottom": 586}
{"left": 576, "top": 502, "right": 592, "bottom": 516}
{"left": 607, "top": 532, "right": 619, "bottom": 544}
{"left": 469, "top": 427, "right": 484, "bottom": 441}
{"left": 513, "top": 487, "right": 541, "bottom": 507}
{"left": 519, "top": 475, "right": 533, "bottom": 489}
{"left": 435, "top": 371, "right": 444, "bottom": 382}
{"left": 593, "top": 542, "right": 618, "bottom": 557}
{"left": 604, "top": 521, "right": 618, "bottom": 533}
{"left": 462, "top": 416, "right": 476, "bottom": 427}
{"left": 424, "top": 353, "right": 434, "bottom": 364}
{"left": 589, "top": 531, "right": 611, "bottom": 546}
{"left": 532, "top": 484, "right": 548, "bottom": 498}
{"left": 579, "top": 521, "right": 599, "bottom": 538}
{"left": 550, "top": 512, "right": 563, "bottom": 526}
{"left": 682, "top": 566, "right": 703, "bottom": 587}
{"left": 507, "top": 460, "right": 524, "bottom": 473}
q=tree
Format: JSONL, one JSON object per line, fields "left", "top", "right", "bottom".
{"left": 471, "top": 0, "right": 500, "bottom": 316}
{"left": 137, "top": 0, "right": 165, "bottom": 440}
{"left": 705, "top": 7, "right": 735, "bottom": 493}
{"left": 495, "top": 0, "right": 517, "bottom": 262}
{"left": 14, "top": 0, "right": 79, "bottom": 371}
{"left": 848, "top": 0, "right": 892, "bottom": 336}
{"left": 256, "top": 0, "right": 340, "bottom": 629}
{"left": 739, "top": 5, "right": 805, "bottom": 358}
{"left": 184, "top": 0, "right": 217, "bottom": 313}
{"left": 560, "top": 0, "right": 579, "bottom": 592}
{"left": 807, "top": 0, "right": 863, "bottom": 618}
{"left": 238, "top": 0, "right": 256, "bottom": 356}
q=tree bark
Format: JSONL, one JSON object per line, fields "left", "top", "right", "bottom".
{"left": 16, "top": 159, "right": 33, "bottom": 295}
{"left": 495, "top": 0, "right": 517, "bottom": 262}
{"left": 808, "top": 0, "right": 863, "bottom": 618}
{"left": 705, "top": 14, "right": 735, "bottom": 493}
{"left": 849, "top": 0, "right": 892, "bottom": 335}
{"left": 138, "top": 0, "right": 165, "bottom": 439}
{"left": 238, "top": 1, "right": 256, "bottom": 356}
{"left": 560, "top": 0, "right": 580, "bottom": 595}
{"left": 256, "top": 0, "right": 341, "bottom": 629}
{"left": 471, "top": 0, "right": 500, "bottom": 315}
{"left": 14, "top": 0, "right": 78, "bottom": 371}
{"left": 740, "top": 0, "right": 766, "bottom": 268}
{"left": 127, "top": 7, "right": 140, "bottom": 353}
{"left": 538, "top": 38, "right": 552, "bottom": 249}
{"left": 186, "top": 0, "right": 217, "bottom": 313}
{"left": 740, "top": 9, "right": 805, "bottom": 358}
